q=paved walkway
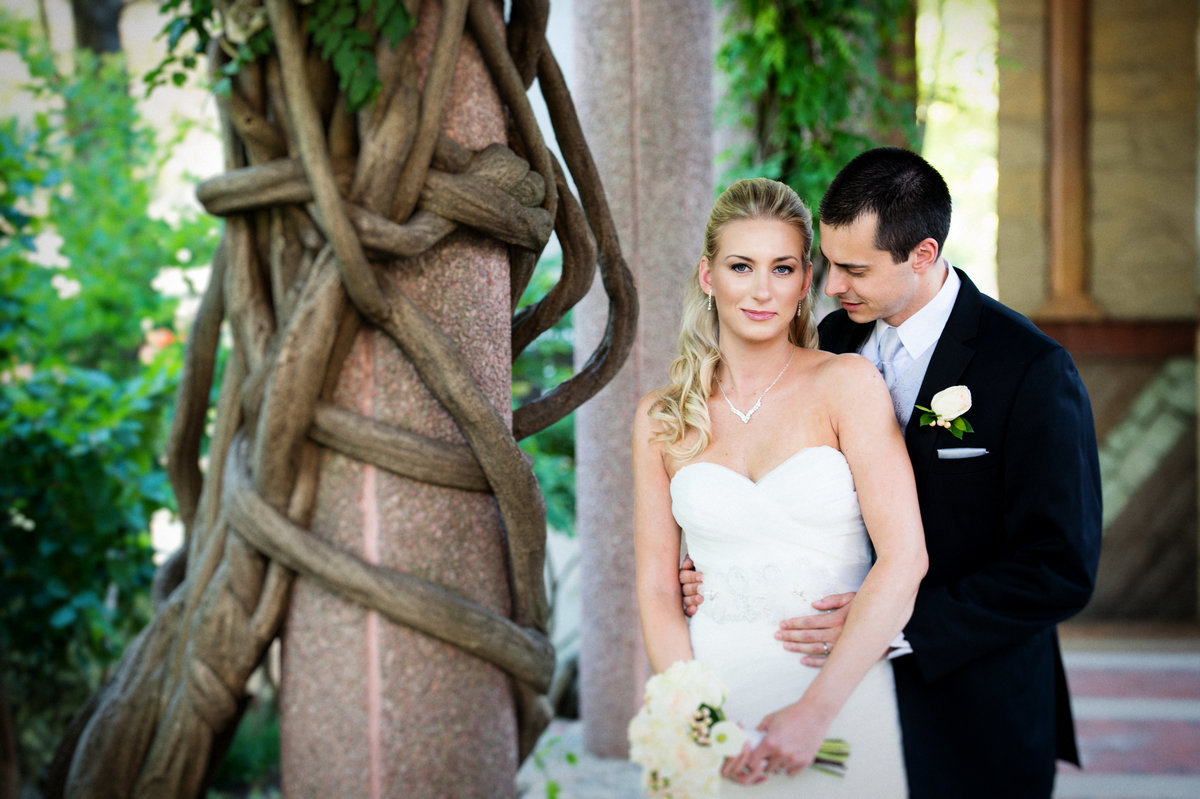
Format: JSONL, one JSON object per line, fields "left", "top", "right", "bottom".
{"left": 1055, "top": 622, "right": 1200, "bottom": 799}
{"left": 518, "top": 622, "right": 1200, "bottom": 799}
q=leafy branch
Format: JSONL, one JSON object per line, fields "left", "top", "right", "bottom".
{"left": 146, "top": 0, "right": 414, "bottom": 111}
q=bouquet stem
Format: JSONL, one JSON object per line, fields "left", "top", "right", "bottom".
{"left": 811, "top": 738, "right": 851, "bottom": 778}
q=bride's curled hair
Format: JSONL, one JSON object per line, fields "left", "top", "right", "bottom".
{"left": 650, "top": 178, "right": 817, "bottom": 461}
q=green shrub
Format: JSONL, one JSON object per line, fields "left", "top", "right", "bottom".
{"left": 0, "top": 8, "right": 214, "bottom": 786}
{"left": 0, "top": 356, "right": 179, "bottom": 776}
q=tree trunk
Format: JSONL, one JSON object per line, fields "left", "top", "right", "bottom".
{"left": 880, "top": 0, "right": 919, "bottom": 149}
{"left": 69, "top": 0, "right": 123, "bottom": 55}
{"left": 0, "top": 661, "right": 18, "bottom": 799}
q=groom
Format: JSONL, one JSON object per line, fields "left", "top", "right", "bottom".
{"left": 681, "top": 147, "right": 1102, "bottom": 797}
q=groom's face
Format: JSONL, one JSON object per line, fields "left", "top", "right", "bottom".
{"left": 820, "top": 213, "right": 923, "bottom": 327}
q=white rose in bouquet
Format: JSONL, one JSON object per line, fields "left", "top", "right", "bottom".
{"left": 628, "top": 661, "right": 742, "bottom": 798}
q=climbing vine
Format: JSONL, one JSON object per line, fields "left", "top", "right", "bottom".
{"left": 47, "top": 1, "right": 636, "bottom": 796}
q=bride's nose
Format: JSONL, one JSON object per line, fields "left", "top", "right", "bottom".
{"left": 751, "top": 270, "right": 772, "bottom": 302}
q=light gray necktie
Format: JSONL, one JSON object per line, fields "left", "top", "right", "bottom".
{"left": 876, "top": 326, "right": 905, "bottom": 390}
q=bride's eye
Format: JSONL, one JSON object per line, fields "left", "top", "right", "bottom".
{"left": 730, "top": 262, "right": 751, "bottom": 273}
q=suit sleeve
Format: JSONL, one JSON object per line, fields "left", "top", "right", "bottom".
{"left": 904, "top": 346, "right": 1103, "bottom": 682}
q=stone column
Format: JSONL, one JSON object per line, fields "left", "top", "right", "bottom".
{"left": 573, "top": 0, "right": 714, "bottom": 758}
{"left": 279, "top": 4, "right": 519, "bottom": 797}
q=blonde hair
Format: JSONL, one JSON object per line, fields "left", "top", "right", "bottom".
{"left": 650, "top": 178, "right": 817, "bottom": 461}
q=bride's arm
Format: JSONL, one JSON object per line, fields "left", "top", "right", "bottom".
{"left": 742, "top": 355, "right": 927, "bottom": 779}
{"left": 632, "top": 391, "right": 694, "bottom": 673}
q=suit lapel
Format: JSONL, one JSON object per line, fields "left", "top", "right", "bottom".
{"left": 906, "top": 269, "right": 982, "bottom": 465}
{"left": 818, "top": 310, "right": 872, "bottom": 355}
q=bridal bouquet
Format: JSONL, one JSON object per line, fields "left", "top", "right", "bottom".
{"left": 627, "top": 660, "right": 746, "bottom": 798}
{"left": 628, "top": 661, "right": 853, "bottom": 797}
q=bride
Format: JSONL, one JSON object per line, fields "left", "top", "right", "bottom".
{"left": 632, "top": 178, "right": 927, "bottom": 794}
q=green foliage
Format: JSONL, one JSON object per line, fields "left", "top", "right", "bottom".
{"left": 526, "top": 734, "right": 578, "bottom": 799}
{"left": 2, "top": 13, "right": 217, "bottom": 378}
{"left": 0, "top": 8, "right": 212, "bottom": 785}
{"left": 513, "top": 253, "right": 576, "bottom": 536}
{"left": 0, "top": 358, "right": 178, "bottom": 766}
{"left": 148, "top": 0, "right": 414, "bottom": 112}
{"left": 308, "top": 0, "right": 413, "bottom": 110}
{"left": 0, "top": 118, "right": 57, "bottom": 365}
{"left": 715, "top": 0, "right": 919, "bottom": 207}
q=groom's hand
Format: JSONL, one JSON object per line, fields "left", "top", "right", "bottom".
{"left": 678, "top": 556, "right": 703, "bottom": 616}
{"left": 776, "top": 592, "right": 855, "bottom": 666}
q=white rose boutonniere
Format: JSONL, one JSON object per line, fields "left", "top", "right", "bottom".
{"left": 916, "top": 385, "right": 974, "bottom": 440}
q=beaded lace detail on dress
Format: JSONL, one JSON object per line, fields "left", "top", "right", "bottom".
{"left": 697, "top": 557, "right": 844, "bottom": 624}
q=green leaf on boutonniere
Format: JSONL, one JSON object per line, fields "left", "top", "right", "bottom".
{"left": 916, "top": 407, "right": 974, "bottom": 440}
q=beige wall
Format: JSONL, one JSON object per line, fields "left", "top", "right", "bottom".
{"left": 997, "top": 0, "right": 1198, "bottom": 319}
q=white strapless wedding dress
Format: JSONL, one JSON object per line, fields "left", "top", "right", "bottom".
{"left": 671, "top": 445, "right": 906, "bottom": 797}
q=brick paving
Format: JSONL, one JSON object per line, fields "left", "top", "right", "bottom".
{"left": 1055, "top": 622, "right": 1200, "bottom": 799}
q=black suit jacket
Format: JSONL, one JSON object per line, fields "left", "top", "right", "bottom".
{"left": 819, "top": 270, "right": 1102, "bottom": 798}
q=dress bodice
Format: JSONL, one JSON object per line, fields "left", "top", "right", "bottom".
{"left": 670, "top": 445, "right": 872, "bottom": 625}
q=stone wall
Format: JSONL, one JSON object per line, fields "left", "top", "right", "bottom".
{"left": 997, "top": 0, "right": 1198, "bottom": 319}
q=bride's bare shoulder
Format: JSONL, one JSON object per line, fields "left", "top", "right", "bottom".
{"left": 636, "top": 386, "right": 671, "bottom": 417}
{"left": 812, "top": 351, "right": 888, "bottom": 397}
{"left": 633, "top": 386, "right": 672, "bottom": 436}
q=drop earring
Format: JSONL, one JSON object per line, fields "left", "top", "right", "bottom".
{"left": 707, "top": 290, "right": 713, "bottom": 311}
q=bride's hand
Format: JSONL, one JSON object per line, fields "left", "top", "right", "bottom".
{"left": 775, "top": 591, "right": 855, "bottom": 666}
{"left": 720, "top": 740, "right": 764, "bottom": 785}
{"left": 739, "top": 703, "right": 827, "bottom": 780}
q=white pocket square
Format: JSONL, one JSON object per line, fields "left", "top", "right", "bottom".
{"left": 937, "top": 447, "right": 989, "bottom": 460}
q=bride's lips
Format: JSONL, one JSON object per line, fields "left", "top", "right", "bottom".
{"left": 742, "top": 309, "right": 776, "bottom": 321}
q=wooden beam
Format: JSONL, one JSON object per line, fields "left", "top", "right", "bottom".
{"left": 1037, "top": 0, "right": 1103, "bottom": 320}
{"left": 1036, "top": 321, "right": 1196, "bottom": 357}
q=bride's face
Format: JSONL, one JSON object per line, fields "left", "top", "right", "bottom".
{"left": 699, "top": 218, "right": 811, "bottom": 345}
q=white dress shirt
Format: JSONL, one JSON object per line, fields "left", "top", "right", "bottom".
{"left": 862, "top": 263, "right": 961, "bottom": 372}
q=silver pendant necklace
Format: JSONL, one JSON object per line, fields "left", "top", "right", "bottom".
{"left": 716, "top": 347, "right": 796, "bottom": 424}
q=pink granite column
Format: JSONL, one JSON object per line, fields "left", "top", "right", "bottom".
{"left": 573, "top": 0, "right": 714, "bottom": 758}
{"left": 278, "top": 4, "right": 519, "bottom": 797}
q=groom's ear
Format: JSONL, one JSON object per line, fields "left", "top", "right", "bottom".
{"left": 909, "top": 238, "right": 940, "bottom": 275}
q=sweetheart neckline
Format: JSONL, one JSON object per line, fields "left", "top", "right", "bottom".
{"left": 671, "top": 444, "right": 845, "bottom": 487}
